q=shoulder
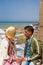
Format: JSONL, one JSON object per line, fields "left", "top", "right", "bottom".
{"left": 32, "top": 36, "right": 38, "bottom": 42}
{"left": 31, "top": 37, "right": 39, "bottom": 46}
{"left": 1, "top": 38, "right": 9, "bottom": 47}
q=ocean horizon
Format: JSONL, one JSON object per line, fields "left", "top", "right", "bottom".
{"left": 0, "top": 21, "right": 38, "bottom": 29}
{"left": 0, "top": 21, "right": 38, "bottom": 23}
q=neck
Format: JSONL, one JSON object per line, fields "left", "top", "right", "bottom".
{"left": 28, "top": 34, "right": 32, "bottom": 39}
{"left": 29, "top": 35, "right": 32, "bottom": 38}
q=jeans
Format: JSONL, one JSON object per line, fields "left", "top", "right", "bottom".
{"left": 21, "top": 61, "right": 34, "bottom": 65}
{"left": 21, "top": 61, "right": 29, "bottom": 65}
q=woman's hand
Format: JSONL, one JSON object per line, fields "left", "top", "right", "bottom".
{"left": 16, "top": 58, "right": 22, "bottom": 63}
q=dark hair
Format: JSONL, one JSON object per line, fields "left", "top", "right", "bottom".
{"left": 24, "top": 25, "right": 34, "bottom": 34}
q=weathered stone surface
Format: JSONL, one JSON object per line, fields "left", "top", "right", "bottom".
{"left": 39, "top": 0, "right": 43, "bottom": 63}
{"left": 39, "top": 0, "right": 43, "bottom": 41}
{"left": 39, "top": 0, "right": 43, "bottom": 26}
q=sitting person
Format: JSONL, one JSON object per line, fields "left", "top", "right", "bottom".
{"left": 21, "top": 25, "right": 42, "bottom": 65}
{"left": 0, "top": 26, "right": 21, "bottom": 65}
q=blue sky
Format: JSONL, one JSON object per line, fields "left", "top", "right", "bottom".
{"left": 0, "top": 0, "right": 40, "bottom": 22}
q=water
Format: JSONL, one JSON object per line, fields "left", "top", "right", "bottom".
{"left": 0, "top": 22, "right": 37, "bottom": 29}
{"left": 15, "top": 43, "right": 25, "bottom": 58}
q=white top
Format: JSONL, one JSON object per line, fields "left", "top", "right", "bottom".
{"left": 0, "top": 37, "right": 9, "bottom": 65}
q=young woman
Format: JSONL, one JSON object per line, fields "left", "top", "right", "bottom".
{"left": 0, "top": 26, "right": 21, "bottom": 65}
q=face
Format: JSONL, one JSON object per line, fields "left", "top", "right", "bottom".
{"left": 24, "top": 29, "right": 31, "bottom": 38}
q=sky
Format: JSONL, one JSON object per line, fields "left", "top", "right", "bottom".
{"left": 0, "top": 0, "right": 40, "bottom": 22}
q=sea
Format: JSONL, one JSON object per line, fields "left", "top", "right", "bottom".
{"left": 0, "top": 21, "right": 38, "bottom": 29}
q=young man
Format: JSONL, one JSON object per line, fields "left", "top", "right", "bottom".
{"left": 21, "top": 25, "right": 41, "bottom": 65}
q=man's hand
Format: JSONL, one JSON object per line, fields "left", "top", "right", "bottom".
{"left": 22, "top": 57, "right": 28, "bottom": 61}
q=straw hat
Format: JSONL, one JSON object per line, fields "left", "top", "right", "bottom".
{"left": 5, "top": 26, "right": 16, "bottom": 41}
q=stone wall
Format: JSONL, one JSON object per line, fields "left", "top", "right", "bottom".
{"left": 39, "top": 0, "right": 43, "bottom": 63}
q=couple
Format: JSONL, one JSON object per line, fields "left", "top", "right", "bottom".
{"left": 0, "top": 26, "right": 41, "bottom": 65}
